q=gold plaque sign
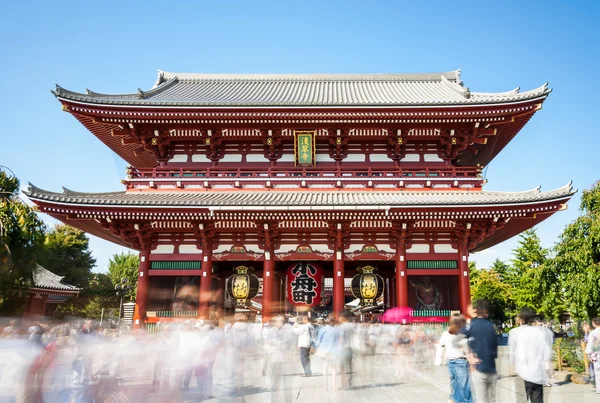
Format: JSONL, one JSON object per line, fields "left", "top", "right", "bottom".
{"left": 294, "top": 130, "right": 316, "bottom": 166}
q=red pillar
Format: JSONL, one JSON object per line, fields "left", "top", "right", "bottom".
{"left": 459, "top": 247, "right": 471, "bottom": 315}
{"left": 133, "top": 249, "right": 150, "bottom": 328}
{"left": 262, "top": 251, "right": 274, "bottom": 323}
{"left": 199, "top": 247, "right": 212, "bottom": 319}
{"left": 272, "top": 273, "right": 281, "bottom": 316}
{"left": 333, "top": 250, "right": 345, "bottom": 316}
{"left": 395, "top": 240, "right": 408, "bottom": 307}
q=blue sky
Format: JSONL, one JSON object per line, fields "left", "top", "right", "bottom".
{"left": 1, "top": 1, "right": 598, "bottom": 272}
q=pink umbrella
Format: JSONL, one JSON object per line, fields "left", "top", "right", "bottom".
{"left": 381, "top": 307, "right": 414, "bottom": 324}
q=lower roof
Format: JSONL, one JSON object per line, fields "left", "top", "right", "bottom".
{"left": 33, "top": 264, "right": 81, "bottom": 292}
{"left": 25, "top": 183, "right": 575, "bottom": 209}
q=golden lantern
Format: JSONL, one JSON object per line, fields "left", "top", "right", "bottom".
{"left": 351, "top": 265, "right": 384, "bottom": 306}
{"left": 226, "top": 265, "right": 260, "bottom": 306}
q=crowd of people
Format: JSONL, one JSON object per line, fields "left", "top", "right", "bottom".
{"left": 0, "top": 303, "right": 598, "bottom": 402}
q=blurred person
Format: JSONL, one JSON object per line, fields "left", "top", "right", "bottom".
{"left": 585, "top": 317, "right": 600, "bottom": 394}
{"left": 509, "top": 309, "right": 553, "bottom": 403}
{"left": 338, "top": 311, "right": 355, "bottom": 390}
{"left": 582, "top": 321, "right": 596, "bottom": 390}
{"left": 438, "top": 314, "right": 472, "bottom": 403}
{"left": 225, "top": 313, "right": 252, "bottom": 396}
{"left": 461, "top": 299, "right": 498, "bottom": 403}
{"left": 293, "top": 315, "right": 314, "bottom": 377}
{"left": 151, "top": 324, "right": 174, "bottom": 392}
{"left": 28, "top": 321, "right": 45, "bottom": 346}
{"left": 393, "top": 324, "right": 412, "bottom": 381}
{"left": 316, "top": 314, "right": 339, "bottom": 391}
{"left": 262, "top": 318, "right": 276, "bottom": 377}
{"left": 179, "top": 320, "right": 199, "bottom": 390}
{"left": 533, "top": 317, "right": 556, "bottom": 387}
{"left": 194, "top": 323, "right": 221, "bottom": 399}
{"left": 2, "top": 319, "right": 19, "bottom": 338}
{"left": 264, "top": 316, "right": 293, "bottom": 402}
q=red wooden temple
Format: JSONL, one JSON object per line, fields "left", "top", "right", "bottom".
{"left": 26, "top": 70, "right": 574, "bottom": 325}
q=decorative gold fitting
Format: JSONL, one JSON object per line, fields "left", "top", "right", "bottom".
{"left": 266, "top": 138, "right": 273, "bottom": 145}
{"left": 151, "top": 138, "right": 157, "bottom": 146}
{"left": 336, "top": 137, "right": 342, "bottom": 145}
{"left": 451, "top": 138, "right": 457, "bottom": 145}
{"left": 205, "top": 138, "right": 211, "bottom": 145}
{"left": 61, "top": 104, "right": 70, "bottom": 112}
{"left": 398, "top": 138, "right": 403, "bottom": 144}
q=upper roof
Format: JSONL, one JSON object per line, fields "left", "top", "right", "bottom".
{"left": 32, "top": 264, "right": 81, "bottom": 292}
{"left": 25, "top": 183, "right": 575, "bottom": 209}
{"left": 53, "top": 69, "right": 550, "bottom": 108}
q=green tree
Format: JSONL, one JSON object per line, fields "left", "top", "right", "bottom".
{"left": 0, "top": 170, "right": 46, "bottom": 312}
{"left": 38, "top": 224, "right": 96, "bottom": 288}
{"left": 510, "top": 229, "right": 549, "bottom": 313}
{"left": 54, "top": 273, "right": 118, "bottom": 319}
{"left": 470, "top": 268, "right": 511, "bottom": 322}
{"left": 545, "top": 181, "right": 600, "bottom": 319}
{"left": 490, "top": 258, "right": 511, "bottom": 283}
{"left": 107, "top": 252, "right": 139, "bottom": 301}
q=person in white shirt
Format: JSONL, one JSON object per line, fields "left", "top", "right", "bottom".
{"left": 585, "top": 317, "right": 600, "bottom": 394}
{"left": 508, "top": 309, "right": 553, "bottom": 403}
{"left": 293, "top": 316, "right": 315, "bottom": 377}
{"left": 438, "top": 314, "right": 473, "bottom": 403}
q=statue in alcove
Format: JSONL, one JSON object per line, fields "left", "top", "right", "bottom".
{"left": 409, "top": 276, "right": 443, "bottom": 311}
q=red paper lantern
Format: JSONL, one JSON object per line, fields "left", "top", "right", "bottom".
{"left": 286, "top": 262, "right": 324, "bottom": 308}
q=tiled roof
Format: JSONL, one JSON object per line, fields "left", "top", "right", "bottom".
{"left": 33, "top": 264, "right": 81, "bottom": 292}
{"left": 52, "top": 70, "right": 550, "bottom": 107}
{"left": 25, "top": 183, "right": 575, "bottom": 209}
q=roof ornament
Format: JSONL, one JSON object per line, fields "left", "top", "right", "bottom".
{"left": 137, "top": 88, "right": 145, "bottom": 99}
{"left": 53, "top": 84, "right": 62, "bottom": 97}
{"left": 455, "top": 69, "right": 463, "bottom": 86}
{"left": 464, "top": 87, "right": 471, "bottom": 99}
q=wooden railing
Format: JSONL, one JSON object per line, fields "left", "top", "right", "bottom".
{"left": 146, "top": 310, "right": 198, "bottom": 318}
{"left": 124, "top": 166, "right": 484, "bottom": 189}
{"left": 410, "top": 310, "right": 456, "bottom": 317}
{"left": 129, "top": 166, "right": 480, "bottom": 179}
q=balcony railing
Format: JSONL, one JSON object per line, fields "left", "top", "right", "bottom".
{"left": 146, "top": 310, "right": 198, "bottom": 318}
{"left": 410, "top": 310, "right": 455, "bottom": 317}
{"left": 125, "top": 166, "right": 483, "bottom": 189}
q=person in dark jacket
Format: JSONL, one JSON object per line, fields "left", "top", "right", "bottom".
{"left": 461, "top": 299, "right": 498, "bottom": 403}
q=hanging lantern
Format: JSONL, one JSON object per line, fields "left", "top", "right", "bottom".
{"left": 287, "top": 262, "right": 324, "bottom": 308}
{"left": 351, "top": 265, "right": 384, "bottom": 306}
{"left": 226, "top": 265, "right": 260, "bottom": 306}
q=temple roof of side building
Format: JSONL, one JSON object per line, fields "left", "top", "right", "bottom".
{"left": 32, "top": 264, "right": 81, "bottom": 292}
{"left": 25, "top": 183, "right": 575, "bottom": 209}
{"left": 52, "top": 70, "right": 550, "bottom": 107}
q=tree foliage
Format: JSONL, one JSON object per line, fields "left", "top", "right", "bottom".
{"left": 470, "top": 265, "right": 511, "bottom": 322}
{"left": 107, "top": 252, "right": 139, "bottom": 301}
{"left": 38, "top": 224, "right": 96, "bottom": 288}
{"left": 0, "top": 171, "right": 46, "bottom": 312}
{"left": 544, "top": 181, "right": 600, "bottom": 319}
{"left": 509, "top": 229, "right": 550, "bottom": 313}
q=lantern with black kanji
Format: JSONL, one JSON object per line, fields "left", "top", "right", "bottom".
{"left": 351, "top": 266, "right": 384, "bottom": 306}
{"left": 226, "top": 265, "right": 260, "bottom": 306}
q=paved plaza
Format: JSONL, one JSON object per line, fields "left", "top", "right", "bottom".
{"left": 143, "top": 347, "right": 600, "bottom": 403}
{"left": 2, "top": 341, "right": 599, "bottom": 402}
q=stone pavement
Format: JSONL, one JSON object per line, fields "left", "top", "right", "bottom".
{"left": 145, "top": 347, "right": 600, "bottom": 403}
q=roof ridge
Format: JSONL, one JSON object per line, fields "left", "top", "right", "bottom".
{"left": 158, "top": 71, "right": 460, "bottom": 82}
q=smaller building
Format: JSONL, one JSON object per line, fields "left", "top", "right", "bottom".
{"left": 25, "top": 265, "right": 81, "bottom": 317}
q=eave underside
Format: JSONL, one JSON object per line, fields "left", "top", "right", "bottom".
{"left": 61, "top": 100, "right": 544, "bottom": 169}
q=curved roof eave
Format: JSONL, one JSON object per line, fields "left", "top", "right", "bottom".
{"left": 51, "top": 70, "right": 550, "bottom": 109}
